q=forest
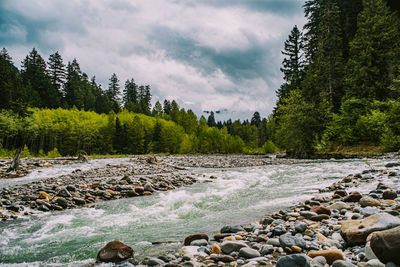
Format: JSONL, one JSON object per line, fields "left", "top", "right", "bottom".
{"left": 1, "top": 0, "right": 400, "bottom": 158}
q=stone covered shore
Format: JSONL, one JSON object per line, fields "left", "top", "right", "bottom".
{"left": 95, "top": 159, "right": 400, "bottom": 267}
{"left": 1, "top": 154, "right": 400, "bottom": 266}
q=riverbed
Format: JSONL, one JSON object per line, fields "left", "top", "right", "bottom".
{"left": 0, "top": 157, "right": 396, "bottom": 266}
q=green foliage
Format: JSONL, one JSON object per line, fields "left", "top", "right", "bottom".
{"left": 46, "top": 147, "right": 61, "bottom": 158}
{"left": 275, "top": 90, "right": 329, "bottom": 158}
{"left": 262, "top": 140, "right": 278, "bottom": 154}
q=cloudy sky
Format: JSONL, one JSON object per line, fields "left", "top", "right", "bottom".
{"left": 0, "top": 0, "right": 306, "bottom": 120}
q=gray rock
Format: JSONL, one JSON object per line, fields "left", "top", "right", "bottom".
{"left": 220, "top": 225, "right": 245, "bottom": 233}
{"left": 276, "top": 254, "right": 312, "bottom": 267}
{"left": 189, "top": 239, "right": 208, "bottom": 246}
{"left": 364, "top": 259, "right": 385, "bottom": 267}
{"left": 238, "top": 247, "right": 260, "bottom": 259}
{"left": 371, "top": 225, "right": 400, "bottom": 265}
{"left": 360, "top": 207, "right": 382, "bottom": 217}
{"left": 382, "top": 190, "right": 397, "bottom": 200}
{"left": 331, "top": 260, "right": 357, "bottom": 267}
{"left": 147, "top": 258, "right": 166, "bottom": 266}
{"left": 57, "top": 188, "right": 72, "bottom": 198}
{"left": 245, "top": 257, "right": 269, "bottom": 263}
{"left": 295, "top": 222, "right": 308, "bottom": 233}
{"left": 279, "top": 233, "right": 306, "bottom": 249}
{"left": 311, "top": 256, "right": 326, "bottom": 267}
{"left": 220, "top": 241, "right": 248, "bottom": 254}
{"left": 260, "top": 244, "right": 274, "bottom": 255}
{"left": 365, "top": 242, "right": 377, "bottom": 261}
{"left": 144, "top": 183, "right": 154, "bottom": 192}
{"left": 385, "top": 262, "right": 398, "bottom": 267}
{"left": 55, "top": 197, "right": 68, "bottom": 209}
{"left": 266, "top": 238, "right": 281, "bottom": 246}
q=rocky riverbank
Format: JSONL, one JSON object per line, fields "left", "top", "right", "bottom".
{"left": 0, "top": 156, "right": 203, "bottom": 221}
{"left": 95, "top": 161, "right": 400, "bottom": 267}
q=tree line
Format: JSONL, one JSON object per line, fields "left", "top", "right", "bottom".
{"left": 0, "top": 48, "right": 275, "bottom": 156}
{"left": 270, "top": 0, "right": 400, "bottom": 157}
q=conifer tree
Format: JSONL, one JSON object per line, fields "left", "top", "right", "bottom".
{"left": 163, "top": 99, "right": 172, "bottom": 114}
{"left": 346, "top": 0, "right": 400, "bottom": 101}
{"left": 152, "top": 101, "right": 163, "bottom": 117}
{"left": 123, "top": 78, "right": 138, "bottom": 112}
{"left": 107, "top": 73, "right": 121, "bottom": 113}
{"left": 207, "top": 111, "right": 217, "bottom": 127}
{"left": 64, "top": 59, "right": 84, "bottom": 109}
{"left": 21, "top": 48, "right": 55, "bottom": 108}
{"left": 0, "top": 48, "right": 24, "bottom": 109}
{"left": 47, "top": 52, "right": 66, "bottom": 92}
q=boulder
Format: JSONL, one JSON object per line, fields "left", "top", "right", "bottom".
{"left": 97, "top": 241, "right": 133, "bottom": 263}
{"left": 307, "top": 249, "right": 345, "bottom": 265}
{"left": 370, "top": 225, "right": 400, "bottom": 265}
{"left": 276, "top": 254, "right": 312, "bottom": 267}
{"left": 184, "top": 234, "right": 209, "bottom": 246}
{"left": 220, "top": 241, "right": 248, "bottom": 254}
{"left": 340, "top": 213, "right": 400, "bottom": 245}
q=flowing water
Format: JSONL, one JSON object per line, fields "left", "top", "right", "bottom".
{"left": 0, "top": 158, "right": 394, "bottom": 266}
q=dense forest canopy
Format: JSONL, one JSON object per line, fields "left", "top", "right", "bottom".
{"left": 1, "top": 0, "right": 400, "bottom": 158}
{"left": 272, "top": 0, "right": 400, "bottom": 157}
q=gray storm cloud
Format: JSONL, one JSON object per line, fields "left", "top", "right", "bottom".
{"left": 0, "top": 0, "right": 306, "bottom": 120}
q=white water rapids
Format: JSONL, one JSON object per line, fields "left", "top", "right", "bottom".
{"left": 0, "top": 158, "right": 397, "bottom": 266}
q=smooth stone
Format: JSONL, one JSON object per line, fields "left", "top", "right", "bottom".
{"left": 220, "top": 225, "right": 244, "bottom": 233}
{"left": 184, "top": 234, "right": 209, "bottom": 246}
{"left": 328, "top": 202, "right": 349, "bottom": 211}
{"left": 340, "top": 213, "right": 400, "bottom": 245}
{"left": 260, "top": 244, "right": 274, "bottom": 255}
{"left": 359, "top": 259, "right": 385, "bottom": 267}
{"left": 210, "top": 255, "right": 235, "bottom": 263}
{"left": 190, "top": 239, "right": 208, "bottom": 246}
{"left": 279, "top": 233, "right": 306, "bottom": 249}
{"left": 220, "top": 241, "right": 248, "bottom": 254}
{"left": 331, "top": 260, "right": 357, "bottom": 267}
{"left": 310, "top": 214, "right": 330, "bottom": 221}
{"left": 295, "top": 222, "right": 308, "bottom": 233}
{"left": 370, "top": 225, "right": 400, "bottom": 265}
{"left": 360, "top": 207, "right": 382, "bottom": 217}
{"left": 54, "top": 197, "right": 68, "bottom": 209}
{"left": 291, "top": 245, "right": 302, "bottom": 253}
{"left": 382, "top": 190, "right": 397, "bottom": 200}
{"left": 179, "top": 246, "right": 198, "bottom": 259}
{"left": 360, "top": 197, "right": 381, "bottom": 207}
{"left": 310, "top": 256, "right": 326, "bottom": 267}
{"left": 238, "top": 247, "right": 260, "bottom": 259}
{"left": 365, "top": 242, "right": 377, "bottom": 261}
{"left": 245, "top": 257, "right": 269, "bottom": 263}
{"left": 97, "top": 241, "right": 134, "bottom": 263}
{"left": 310, "top": 206, "right": 331, "bottom": 215}
{"left": 266, "top": 238, "right": 281, "bottom": 246}
{"left": 148, "top": 258, "right": 166, "bottom": 266}
{"left": 300, "top": 211, "right": 318, "bottom": 219}
{"left": 307, "top": 249, "right": 344, "bottom": 265}
{"left": 211, "top": 243, "right": 222, "bottom": 254}
{"left": 343, "top": 192, "right": 362, "bottom": 202}
{"left": 276, "top": 254, "right": 312, "bottom": 267}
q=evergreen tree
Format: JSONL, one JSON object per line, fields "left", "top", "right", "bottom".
{"left": 169, "top": 100, "right": 180, "bottom": 122}
{"left": 0, "top": 48, "right": 25, "bottom": 109}
{"left": 163, "top": 99, "right": 171, "bottom": 114}
{"left": 251, "top": 111, "right": 262, "bottom": 127}
{"left": 139, "top": 85, "right": 151, "bottom": 115}
{"left": 152, "top": 101, "right": 163, "bottom": 117}
{"left": 346, "top": 0, "right": 400, "bottom": 101}
{"left": 207, "top": 111, "right": 217, "bottom": 127}
{"left": 107, "top": 73, "right": 121, "bottom": 113}
{"left": 47, "top": 52, "right": 66, "bottom": 93}
{"left": 20, "top": 48, "right": 55, "bottom": 108}
{"left": 64, "top": 59, "right": 84, "bottom": 109}
{"left": 123, "top": 78, "right": 138, "bottom": 112}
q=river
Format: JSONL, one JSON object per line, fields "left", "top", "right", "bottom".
{"left": 0, "top": 158, "right": 393, "bottom": 266}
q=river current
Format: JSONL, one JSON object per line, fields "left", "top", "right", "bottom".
{"left": 0, "top": 158, "right": 394, "bottom": 266}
